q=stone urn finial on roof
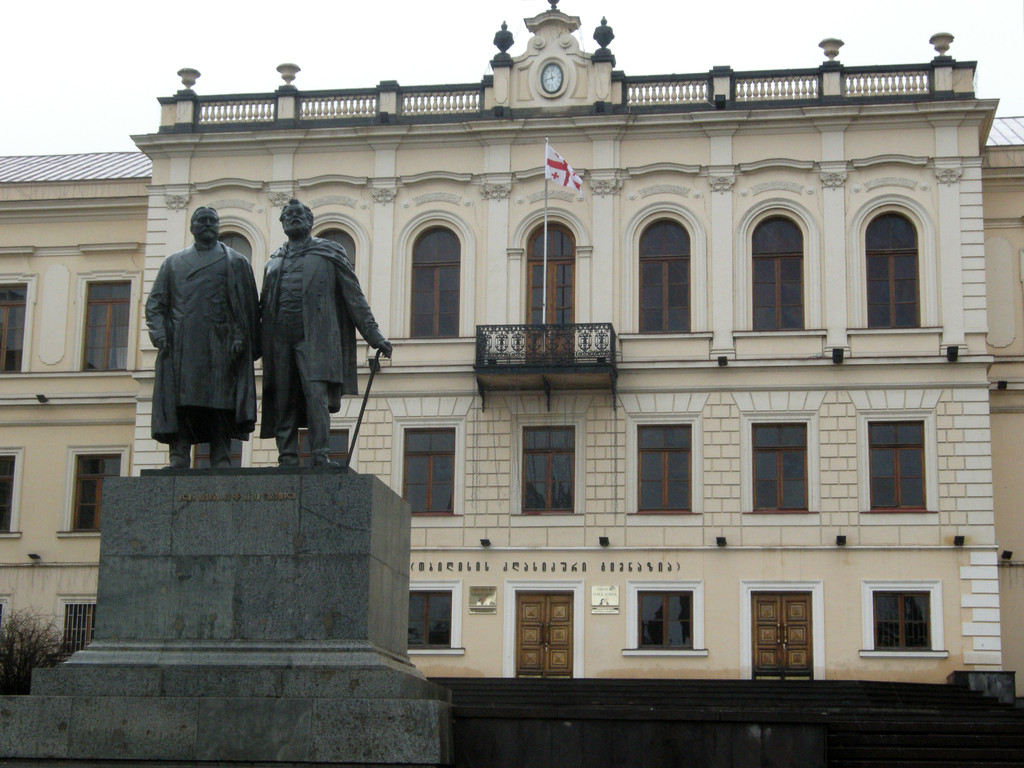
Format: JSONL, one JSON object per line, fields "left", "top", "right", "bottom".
{"left": 818, "top": 38, "right": 844, "bottom": 62}
{"left": 177, "top": 68, "right": 200, "bottom": 91}
{"left": 277, "top": 63, "right": 301, "bottom": 86}
{"left": 548, "top": 0, "right": 559, "bottom": 9}
{"left": 593, "top": 17, "right": 615, "bottom": 64}
{"left": 929, "top": 32, "right": 954, "bottom": 58}
{"left": 493, "top": 21, "right": 514, "bottom": 63}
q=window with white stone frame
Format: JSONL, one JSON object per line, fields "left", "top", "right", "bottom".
{"left": 407, "top": 581, "right": 463, "bottom": 655}
{"left": 853, "top": 401, "right": 938, "bottom": 516}
{"left": 392, "top": 413, "right": 466, "bottom": 519}
{"left": 0, "top": 450, "right": 22, "bottom": 533}
{"left": 623, "top": 581, "right": 707, "bottom": 656}
{"left": 860, "top": 581, "right": 946, "bottom": 658}
{"left": 735, "top": 393, "right": 822, "bottom": 515}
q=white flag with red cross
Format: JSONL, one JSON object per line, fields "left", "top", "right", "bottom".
{"left": 545, "top": 144, "right": 583, "bottom": 191}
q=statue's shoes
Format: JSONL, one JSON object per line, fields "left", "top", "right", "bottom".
{"left": 311, "top": 456, "right": 341, "bottom": 469}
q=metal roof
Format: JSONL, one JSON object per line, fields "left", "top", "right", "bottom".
{"left": 0, "top": 152, "right": 152, "bottom": 183}
{"left": 988, "top": 117, "right": 1024, "bottom": 147}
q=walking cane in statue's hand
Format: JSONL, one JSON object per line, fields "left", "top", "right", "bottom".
{"left": 344, "top": 348, "right": 384, "bottom": 469}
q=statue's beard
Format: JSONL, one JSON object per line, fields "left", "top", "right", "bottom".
{"left": 284, "top": 223, "right": 311, "bottom": 239}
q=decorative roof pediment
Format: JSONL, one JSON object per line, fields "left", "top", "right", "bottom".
{"left": 491, "top": 3, "right": 613, "bottom": 110}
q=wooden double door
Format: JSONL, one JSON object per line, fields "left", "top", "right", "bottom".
{"left": 752, "top": 592, "right": 813, "bottom": 679}
{"left": 516, "top": 592, "right": 573, "bottom": 678}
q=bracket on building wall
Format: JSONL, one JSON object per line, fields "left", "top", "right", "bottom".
{"left": 543, "top": 376, "right": 553, "bottom": 411}
{"left": 477, "top": 379, "right": 487, "bottom": 412}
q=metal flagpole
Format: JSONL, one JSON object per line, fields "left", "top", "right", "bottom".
{"left": 542, "top": 137, "right": 549, "bottom": 325}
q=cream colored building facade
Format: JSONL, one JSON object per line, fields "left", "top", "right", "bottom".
{"left": 1, "top": 5, "right": 1020, "bottom": 690}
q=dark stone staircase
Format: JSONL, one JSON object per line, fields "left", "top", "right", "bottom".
{"left": 432, "top": 678, "right": 1024, "bottom": 768}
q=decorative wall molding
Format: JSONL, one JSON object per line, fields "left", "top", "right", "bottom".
{"left": 851, "top": 154, "right": 930, "bottom": 168}
{"left": 371, "top": 188, "right": 396, "bottom": 205}
{"left": 936, "top": 167, "right": 963, "bottom": 185}
{"left": 480, "top": 183, "right": 512, "bottom": 200}
{"left": 164, "top": 194, "right": 189, "bottom": 210}
{"left": 589, "top": 178, "right": 623, "bottom": 197}
{"left": 528, "top": 189, "right": 578, "bottom": 203}
{"left": 413, "top": 192, "right": 462, "bottom": 207}
{"left": 309, "top": 195, "right": 358, "bottom": 208}
{"left": 297, "top": 174, "right": 369, "bottom": 189}
{"left": 207, "top": 198, "right": 255, "bottom": 212}
{"left": 737, "top": 158, "right": 816, "bottom": 173}
{"left": 820, "top": 172, "right": 847, "bottom": 189}
{"left": 709, "top": 176, "right": 735, "bottom": 193}
{"left": 637, "top": 184, "right": 690, "bottom": 199}
{"left": 750, "top": 181, "right": 804, "bottom": 196}
{"left": 193, "top": 178, "right": 264, "bottom": 192}
{"left": 863, "top": 177, "right": 918, "bottom": 191}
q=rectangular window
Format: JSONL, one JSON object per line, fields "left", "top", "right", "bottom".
{"left": 752, "top": 256, "right": 803, "bottom": 330}
{"left": 523, "top": 426, "right": 574, "bottom": 513}
{"left": 72, "top": 455, "right": 121, "bottom": 531}
{"left": 869, "top": 421, "right": 925, "bottom": 510}
{"left": 638, "top": 591, "right": 693, "bottom": 649}
{"left": 0, "top": 284, "right": 27, "bottom": 373}
{"left": 192, "top": 439, "right": 245, "bottom": 469}
{"left": 408, "top": 591, "right": 452, "bottom": 648}
{"left": 638, "top": 425, "right": 691, "bottom": 512}
{"left": 874, "top": 591, "right": 930, "bottom": 650}
{"left": 83, "top": 281, "right": 130, "bottom": 370}
{"left": 298, "top": 430, "right": 349, "bottom": 467}
{"left": 0, "top": 455, "right": 13, "bottom": 532}
{"left": 62, "top": 602, "right": 96, "bottom": 653}
{"left": 404, "top": 429, "right": 455, "bottom": 514}
{"left": 752, "top": 424, "right": 807, "bottom": 511}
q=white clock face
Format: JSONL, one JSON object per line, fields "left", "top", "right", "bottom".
{"left": 541, "top": 63, "right": 563, "bottom": 94}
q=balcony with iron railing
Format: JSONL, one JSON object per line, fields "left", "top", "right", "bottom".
{"left": 474, "top": 323, "right": 617, "bottom": 410}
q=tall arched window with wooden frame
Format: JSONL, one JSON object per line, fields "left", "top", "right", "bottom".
{"left": 411, "top": 227, "right": 460, "bottom": 338}
{"left": 527, "top": 224, "right": 575, "bottom": 325}
{"left": 639, "top": 219, "right": 690, "bottom": 333}
{"left": 752, "top": 217, "right": 803, "bottom": 331}
{"left": 218, "top": 232, "right": 252, "bottom": 261}
{"left": 317, "top": 228, "right": 357, "bottom": 266}
{"left": 866, "top": 213, "right": 919, "bottom": 328}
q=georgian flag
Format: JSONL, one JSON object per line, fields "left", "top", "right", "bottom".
{"left": 545, "top": 144, "right": 583, "bottom": 191}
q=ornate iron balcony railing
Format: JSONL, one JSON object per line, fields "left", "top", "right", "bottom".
{"left": 475, "top": 323, "right": 616, "bottom": 368}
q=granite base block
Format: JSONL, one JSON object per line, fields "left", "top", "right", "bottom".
{"left": 3, "top": 471, "right": 452, "bottom": 767}
{"left": 0, "top": 695, "right": 452, "bottom": 766}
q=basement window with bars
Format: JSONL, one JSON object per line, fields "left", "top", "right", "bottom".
{"left": 860, "top": 581, "right": 946, "bottom": 658}
{"left": 62, "top": 602, "right": 95, "bottom": 654}
{"left": 638, "top": 591, "right": 693, "bottom": 649}
{"left": 874, "top": 591, "right": 930, "bottom": 650}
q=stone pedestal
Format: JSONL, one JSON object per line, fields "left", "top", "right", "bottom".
{"left": 0, "top": 470, "right": 452, "bottom": 767}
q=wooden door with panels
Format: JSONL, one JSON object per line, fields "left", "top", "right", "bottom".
{"left": 752, "top": 592, "right": 813, "bottom": 679}
{"left": 516, "top": 592, "right": 574, "bottom": 678}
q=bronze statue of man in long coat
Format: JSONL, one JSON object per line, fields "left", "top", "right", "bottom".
{"left": 260, "top": 199, "right": 391, "bottom": 467}
{"left": 146, "top": 206, "right": 261, "bottom": 468}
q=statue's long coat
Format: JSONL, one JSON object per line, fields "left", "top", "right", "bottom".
{"left": 146, "top": 243, "right": 261, "bottom": 443}
{"left": 259, "top": 238, "right": 384, "bottom": 438}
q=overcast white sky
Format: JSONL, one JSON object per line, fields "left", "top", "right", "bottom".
{"left": 4, "top": 0, "right": 1022, "bottom": 156}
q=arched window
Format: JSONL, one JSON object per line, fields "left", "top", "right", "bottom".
{"left": 752, "top": 217, "right": 803, "bottom": 330}
{"left": 317, "top": 228, "right": 356, "bottom": 265}
{"left": 866, "top": 213, "right": 919, "bottom": 328}
{"left": 639, "top": 220, "right": 690, "bottom": 333}
{"left": 218, "top": 232, "right": 252, "bottom": 261}
{"left": 527, "top": 224, "right": 575, "bottom": 324}
{"left": 411, "top": 227, "right": 460, "bottom": 338}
